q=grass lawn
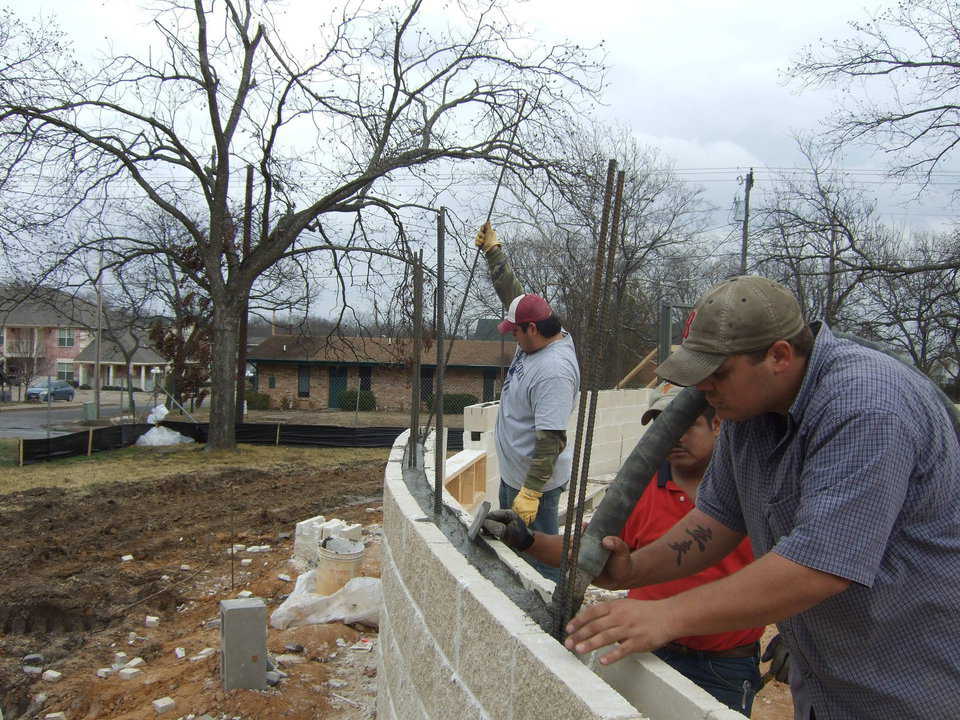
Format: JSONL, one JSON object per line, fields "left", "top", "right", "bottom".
{"left": 0, "top": 440, "right": 385, "bottom": 495}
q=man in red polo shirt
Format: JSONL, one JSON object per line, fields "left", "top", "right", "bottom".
{"left": 483, "top": 384, "right": 764, "bottom": 715}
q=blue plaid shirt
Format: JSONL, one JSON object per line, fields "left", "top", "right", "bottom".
{"left": 698, "top": 323, "right": 960, "bottom": 720}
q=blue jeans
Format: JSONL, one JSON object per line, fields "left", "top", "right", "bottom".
{"left": 653, "top": 646, "right": 761, "bottom": 716}
{"left": 499, "top": 480, "right": 564, "bottom": 583}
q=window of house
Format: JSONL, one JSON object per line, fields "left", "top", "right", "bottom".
{"left": 298, "top": 365, "right": 310, "bottom": 398}
{"left": 0, "top": 328, "right": 4, "bottom": 346}
{"left": 359, "top": 366, "right": 372, "bottom": 391}
{"left": 58, "top": 328, "right": 75, "bottom": 347}
{"left": 268, "top": 375, "right": 276, "bottom": 389}
{"left": 57, "top": 362, "right": 74, "bottom": 381}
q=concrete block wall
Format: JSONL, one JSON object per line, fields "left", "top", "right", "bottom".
{"left": 464, "top": 389, "right": 655, "bottom": 496}
{"left": 378, "top": 431, "right": 746, "bottom": 720}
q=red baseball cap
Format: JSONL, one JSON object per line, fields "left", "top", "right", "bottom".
{"left": 498, "top": 294, "right": 553, "bottom": 334}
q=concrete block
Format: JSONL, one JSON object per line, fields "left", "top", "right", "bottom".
{"left": 121, "top": 554, "right": 134, "bottom": 562}
{"left": 118, "top": 667, "right": 141, "bottom": 680}
{"left": 43, "top": 714, "right": 66, "bottom": 720}
{"left": 145, "top": 616, "right": 159, "bottom": 628}
{"left": 457, "top": 578, "right": 541, "bottom": 719}
{"left": 237, "top": 590, "right": 253, "bottom": 598}
{"left": 220, "top": 597, "right": 267, "bottom": 690}
{"left": 22, "top": 653, "right": 44, "bottom": 665}
{"left": 124, "top": 657, "right": 144, "bottom": 668}
{"left": 512, "top": 633, "right": 640, "bottom": 720}
{"left": 379, "top": 608, "right": 429, "bottom": 720}
{"left": 240, "top": 558, "right": 252, "bottom": 567}
{"left": 23, "top": 666, "right": 42, "bottom": 676}
{"left": 96, "top": 667, "right": 113, "bottom": 678}
{"left": 174, "top": 648, "right": 185, "bottom": 659}
{"left": 41, "top": 670, "right": 62, "bottom": 683}
{"left": 152, "top": 696, "right": 175, "bottom": 715}
{"left": 591, "top": 650, "right": 725, "bottom": 720}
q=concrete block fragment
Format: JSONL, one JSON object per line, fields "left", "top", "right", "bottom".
{"left": 41, "top": 670, "right": 62, "bottom": 683}
{"left": 120, "top": 554, "right": 134, "bottom": 562}
{"left": 152, "top": 696, "right": 175, "bottom": 714}
{"left": 44, "top": 714, "right": 66, "bottom": 720}
{"left": 145, "top": 615, "right": 159, "bottom": 628}
{"left": 124, "top": 657, "right": 144, "bottom": 668}
{"left": 277, "top": 573, "right": 291, "bottom": 582}
{"left": 220, "top": 598, "right": 267, "bottom": 690}
{"left": 265, "top": 670, "right": 283, "bottom": 686}
{"left": 179, "top": 564, "right": 191, "bottom": 571}
{"left": 246, "top": 545, "right": 271, "bottom": 553}
{"left": 96, "top": 668, "right": 113, "bottom": 678}
{"left": 22, "top": 653, "right": 44, "bottom": 665}
{"left": 189, "top": 647, "right": 215, "bottom": 662}
{"left": 240, "top": 558, "right": 253, "bottom": 567}
{"left": 237, "top": 590, "right": 253, "bottom": 598}
{"left": 23, "top": 666, "right": 42, "bottom": 676}
{"left": 174, "top": 647, "right": 185, "bottom": 659}
{"left": 118, "top": 667, "right": 142, "bottom": 680}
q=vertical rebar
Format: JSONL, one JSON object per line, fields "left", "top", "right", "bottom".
{"left": 562, "top": 170, "right": 626, "bottom": 628}
{"left": 434, "top": 208, "right": 446, "bottom": 515}
{"left": 408, "top": 252, "right": 424, "bottom": 467}
{"left": 553, "top": 159, "right": 617, "bottom": 639}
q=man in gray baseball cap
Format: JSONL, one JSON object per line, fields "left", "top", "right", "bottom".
{"left": 564, "top": 275, "right": 960, "bottom": 720}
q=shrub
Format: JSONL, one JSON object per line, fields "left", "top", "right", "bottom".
{"left": 102, "top": 384, "right": 143, "bottom": 392}
{"left": 78, "top": 384, "right": 91, "bottom": 390}
{"left": 337, "top": 388, "right": 377, "bottom": 411}
{"left": 426, "top": 392, "right": 478, "bottom": 414}
{"left": 245, "top": 390, "right": 270, "bottom": 410}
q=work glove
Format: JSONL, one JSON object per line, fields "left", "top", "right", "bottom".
{"left": 511, "top": 486, "right": 542, "bottom": 526}
{"left": 474, "top": 221, "right": 502, "bottom": 254}
{"left": 761, "top": 634, "right": 790, "bottom": 685}
{"left": 482, "top": 509, "right": 534, "bottom": 552}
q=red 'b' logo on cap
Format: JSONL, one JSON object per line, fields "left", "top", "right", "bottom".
{"left": 681, "top": 310, "right": 697, "bottom": 340}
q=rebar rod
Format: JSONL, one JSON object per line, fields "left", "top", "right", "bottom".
{"left": 408, "top": 253, "right": 424, "bottom": 467}
{"left": 552, "top": 158, "right": 617, "bottom": 639}
{"left": 434, "top": 208, "right": 446, "bottom": 515}
{"left": 562, "top": 170, "right": 626, "bottom": 632}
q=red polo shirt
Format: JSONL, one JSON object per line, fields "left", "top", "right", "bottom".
{"left": 621, "top": 471, "right": 764, "bottom": 652}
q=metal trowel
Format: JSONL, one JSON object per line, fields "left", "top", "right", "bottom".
{"left": 467, "top": 500, "right": 491, "bottom": 542}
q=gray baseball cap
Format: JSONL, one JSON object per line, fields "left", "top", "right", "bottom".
{"left": 657, "top": 275, "right": 805, "bottom": 386}
{"left": 641, "top": 383, "right": 682, "bottom": 425}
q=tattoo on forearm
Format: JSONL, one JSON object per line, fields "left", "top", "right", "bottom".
{"left": 668, "top": 525, "right": 714, "bottom": 566}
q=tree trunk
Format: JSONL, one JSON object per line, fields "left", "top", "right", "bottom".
{"left": 208, "top": 299, "right": 241, "bottom": 450}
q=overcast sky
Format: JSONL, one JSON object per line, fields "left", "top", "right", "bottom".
{"left": 9, "top": 0, "right": 957, "bottom": 238}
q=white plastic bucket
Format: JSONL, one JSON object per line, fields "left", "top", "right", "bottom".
{"left": 314, "top": 536, "right": 365, "bottom": 596}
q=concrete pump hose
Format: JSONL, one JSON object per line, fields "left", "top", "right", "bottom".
{"left": 576, "top": 386, "right": 708, "bottom": 581}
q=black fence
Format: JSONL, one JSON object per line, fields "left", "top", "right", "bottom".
{"left": 18, "top": 422, "right": 464, "bottom": 466}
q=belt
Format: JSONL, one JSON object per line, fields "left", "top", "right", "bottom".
{"left": 661, "top": 641, "right": 758, "bottom": 659}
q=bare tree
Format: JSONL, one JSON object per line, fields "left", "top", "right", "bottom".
{"left": 0, "top": 1, "right": 601, "bottom": 448}
{"left": 789, "top": 0, "right": 960, "bottom": 183}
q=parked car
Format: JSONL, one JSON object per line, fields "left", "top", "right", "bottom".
{"left": 26, "top": 379, "right": 76, "bottom": 402}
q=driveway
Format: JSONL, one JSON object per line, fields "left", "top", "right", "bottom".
{"left": 0, "top": 389, "right": 157, "bottom": 439}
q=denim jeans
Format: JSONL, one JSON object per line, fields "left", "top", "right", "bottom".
{"left": 499, "top": 480, "right": 564, "bottom": 583}
{"left": 653, "top": 646, "right": 762, "bottom": 716}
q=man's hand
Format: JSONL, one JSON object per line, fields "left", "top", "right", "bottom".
{"left": 564, "top": 598, "right": 673, "bottom": 665}
{"left": 511, "top": 486, "right": 542, "bottom": 525}
{"left": 761, "top": 634, "right": 790, "bottom": 685}
{"left": 475, "top": 221, "right": 502, "bottom": 254}
{"left": 591, "top": 535, "right": 638, "bottom": 590}
{"left": 481, "top": 509, "right": 534, "bottom": 552}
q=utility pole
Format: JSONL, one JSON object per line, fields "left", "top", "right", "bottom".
{"left": 235, "top": 165, "right": 253, "bottom": 423}
{"left": 739, "top": 168, "right": 754, "bottom": 275}
{"left": 94, "top": 242, "right": 103, "bottom": 420}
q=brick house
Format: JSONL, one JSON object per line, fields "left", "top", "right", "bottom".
{"left": 248, "top": 335, "right": 515, "bottom": 411}
{"left": 0, "top": 290, "right": 96, "bottom": 384}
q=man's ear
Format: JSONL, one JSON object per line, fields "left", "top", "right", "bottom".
{"left": 711, "top": 417, "right": 721, "bottom": 435}
{"left": 768, "top": 339, "right": 794, "bottom": 373}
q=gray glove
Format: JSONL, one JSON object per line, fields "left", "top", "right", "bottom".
{"left": 761, "top": 634, "right": 790, "bottom": 685}
{"left": 482, "top": 509, "right": 534, "bottom": 552}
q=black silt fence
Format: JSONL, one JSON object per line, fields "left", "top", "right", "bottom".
{"left": 17, "top": 423, "right": 462, "bottom": 465}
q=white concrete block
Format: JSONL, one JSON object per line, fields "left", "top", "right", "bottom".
{"left": 23, "top": 666, "right": 42, "bottom": 676}
{"left": 120, "top": 554, "right": 134, "bottom": 562}
{"left": 43, "top": 714, "right": 66, "bottom": 720}
{"left": 246, "top": 545, "right": 271, "bottom": 553}
{"left": 41, "top": 670, "right": 62, "bottom": 683}
{"left": 118, "top": 667, "right": 142, "bottom": 680}
{"left": 96, "top": 667, "right": 113, "bottom": 678}
{"left": 237, "top": 590, "right": 253, "bottom": 598}
{"left": 145, "top": 615, "right": 159, "bottom": 628}
{"left": 124, "top": 657, "right": 144, "bottom": 668}
{"left": 174, "top": 647, "right": 186, "bottom": 659}
{"left": 152, "top": 696, "right": 175, "bottom": 715}
{"left": 240, "top": 558, "right": 252, "bottom": 566}
{"left": 179, "top": 564, "right": 191, "bottom": 571}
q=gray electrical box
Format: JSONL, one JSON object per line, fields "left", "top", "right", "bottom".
{"left": 220, "top": 597, "right": 267, "bottom": 690}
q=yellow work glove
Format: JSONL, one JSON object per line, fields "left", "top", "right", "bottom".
{"left": 474, "top": 221, "right": 502, "bottom": 254}
{"left": 511, "top": 486, "right": 543, "bottom": 526}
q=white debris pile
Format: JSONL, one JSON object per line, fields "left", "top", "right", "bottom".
{"left": 136, "top": 425, "right": 194, "bottom": 447}
{"left": 292, "top": 515, "right": 362, "bottom": 569}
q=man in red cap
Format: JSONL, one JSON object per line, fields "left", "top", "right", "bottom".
{"left": 475, "top": 221, "right": 579, "bottom": 582}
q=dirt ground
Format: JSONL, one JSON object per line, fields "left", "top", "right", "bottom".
{"left": 0, "top": 455, "right": 386, "bottom": 720}
{"left": 0, "top": 444, "right": 793, "bottom": 719}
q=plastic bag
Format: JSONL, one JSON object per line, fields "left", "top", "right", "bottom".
{"left": 146, "top": 404, "right": 169, "bottom": 425}
{"left": 270, "top": 574, "right": 380, "bottom": 630}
